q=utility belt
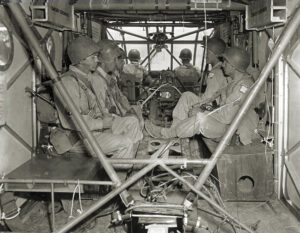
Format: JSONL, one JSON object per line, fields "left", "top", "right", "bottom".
{"left": 50, "top": 127, "right": 81, "bottom": 154}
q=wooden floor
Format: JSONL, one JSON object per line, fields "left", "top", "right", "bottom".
{"left": 2, "top": 197, "right": 300, "bottom": 233}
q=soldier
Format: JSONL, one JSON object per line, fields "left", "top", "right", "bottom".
{"left": 122, "top": 49, "right": 149, "bottom": 84}
{"left": 50, "top": 36, "right": 137, "bottom": 158}
{"left": 121, "top": 49, "right": 150, "bottom": 102}
{"left": 174, "top": 48, "right": 201, "bottom": 92}
{"left": 92, "top": 40, "right": 144, "bottom": 143}
{"left": 146, "top": 47, "right": 259, "bottom": 145}
{"left": 200, "top": 37, "right": 227, "bottom": 104}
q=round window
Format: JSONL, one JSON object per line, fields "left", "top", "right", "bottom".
{"left": 0, "top": 21, "right": 13, "bottom": 71}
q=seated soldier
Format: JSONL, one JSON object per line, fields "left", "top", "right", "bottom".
{"left": 145, "top": 47, "right": 259, "bottom": 145}
{"left": 91, "top": 39, "right": 144, "bottom": 142}
{"left": 200, "top": 37, "right": 228, "bottom": 106}
{"left": 120, "top": 49, "right": 150, "bottom": 102}
{"left": 50, "top": 36, "right": 139, "bottom": 158}
{"left": 174, "top": 48, "right": 201, "bottom": 93}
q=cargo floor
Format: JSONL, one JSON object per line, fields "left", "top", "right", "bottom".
{"left": 3, "top": 198, "right": 300, "bottom": 233}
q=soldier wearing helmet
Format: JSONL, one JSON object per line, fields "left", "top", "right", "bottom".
{"left": 199, "top": 37, "right": 227, "bottom": 105}
{"left": 146, "top": 46, "right": 259, "bottom": 146}
{"left": 91, "top": 40, "right": 144, "bottom": 151}
{"left": 174, "top": 48, "right": 201, "bottom": 92}
{"left": 50, "top": 37, "right": 137, "bottom": 159}
{"left": 121, "top": 49, "right": 150, "bottom": 102}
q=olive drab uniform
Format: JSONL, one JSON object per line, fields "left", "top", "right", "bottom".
{"left": 161, "top": 73, "right": 258, "bottom": 145}
{"left": 174, "top": 63, "right": 201, "bottom": 93}
{"left": 199, "top": 62, "right": 228, "bottom": 104}
{"left": 93, "top": 66, "right": 143, "bottom": 142}
{"left": 50, "top": 65, "right": 135, "bottom": 158}
{"left": 122, "top": 62, "right": 148, "bottom": 84}
{"left": 121, "top": 62, "right": 148, "bottom": 102}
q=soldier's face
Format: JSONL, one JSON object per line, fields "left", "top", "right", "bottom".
{"left": 114, "top": 55, "right": 125, "bottom": 72}
{"left": 82, "top": 53, "right": 99, "bottom": 72}
{"left": 100, "top": 49, "right": 125, "bottom": 73}
{"left": 222, "top": 59, "right": 234, "bottom": 76}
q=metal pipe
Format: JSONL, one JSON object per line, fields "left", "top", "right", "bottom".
{"left": 8, "top": 3, "right": 132, "bottom": 206}
{"left": 141, "top": 48, "right": 156, "bottom": 65}
{"left": 165, "top": 47, "right": 182, "bottom": 66}
{"left": 114, "top": 40, "right": 204, "bottom": 44}
{"left": 2, "top": 179, "right": 114, "bottom": 186}
{"left": 108, "top": 158, "right": 209, "bottom": 165}
{"left": 107, "top": 26, "right": 149, "bottom": 40}
{"left": 54, "top": 162, "right": 158, "bottom": 233}
{"left": 159, "top": 163, "right": 254, "bottom": 233}
{"left": 145, "top": 22, "right": 151, "bottom": 71}
{"left": 188, "top": 5, "right": 300, "bottom": 196}
{"left": 193, "top": 30, "right": 200, "bottom": 66}
{"left": 286, "top": 57, "right": 300, "bottom": 79}
{"left": 166, "top": 28, "right": 205, "bottom": 42}
{"left": 51, "top": 183, "right": 56, "bottom": 231}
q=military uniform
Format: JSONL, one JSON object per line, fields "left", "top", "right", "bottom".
{"left": 155, "top": 73, "right": 258, "bottom": 145}
{"left": 200, "top": 62, "right": 227, "bottom": 104}
{"left": 50, "top": 66, "right": 137, "bottom": 158}
{"left": 174, "top": 63, "right": 201, "bottom": 92}
{"left": 92, "top": 66, "right": 143, "bottom": 143}
{"left": 122, "top": 62, "right": 148, "bottom": 84}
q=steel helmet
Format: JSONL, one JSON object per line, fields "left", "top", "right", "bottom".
{"left": 98, "top": 39, "right": 125, "bottom": 59}
{"left": 207, "top": 37, "right": 226, "bottom": 56}
{"left": 179, "top": 48, "right": 192, "bottom": 60}
{"left": 128, "top": 49, "right": 141, "bottom": 61}
{"left": 222, "top": 47, "right": 250, "bottom": 72}
{"left": 67, "top": 36, "right": 99, "bottom": 65}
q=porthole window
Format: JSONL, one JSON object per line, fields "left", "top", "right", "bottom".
{"left": 0, "top": 21, "right": 13, "bottom": 71}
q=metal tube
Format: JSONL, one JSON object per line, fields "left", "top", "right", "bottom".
{"left": 108, "top": 158, "right": 209, "bottom": 165}
{"left": 193, "top": 30, "right": 200, "bottom": 66}
{"left": 286, "top": 57, "right": 300, "bottom": 79}
{"left": 8, "top": 3, "right": 131, "bottom": 206}
{"left": 114, "top": 40, "right": 204, "bottom": 44}
{"left": 159, "top": 163, "right": 254, "bottom": 233}
{"left": 145, "top": 22, "right": 151, "bottom": 71}
{"left": 54, "top": 162, "right": 158, "bottom": 233}
{"left": 141, "top": 48, "right": 156, "bottom": 65}
{"left": 2, "top": 179, "right": 113, "bottom": 186}
{"left": 170, "top": 24, "right": 174, "bottom": 70}
{"left": 166, "top": 28, "right": 205, "bottom": 42}
{"left": 107, "top": 26, "right": 149, "bottom": 40}
{"left": 190, "top": 5, "right": 300, "bottom": 193}
{"left": 165, "top": 47, "right": 182, "bottom": 66}
{"left": 51, "top": 183, "right": 56, "bottom": 231}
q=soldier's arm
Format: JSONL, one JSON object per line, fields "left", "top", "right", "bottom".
{"left": 54, "top": 76, "right": 105, "bottom": 131}
{"left": 211, "top": 80, "right": 251, "bottom": 124}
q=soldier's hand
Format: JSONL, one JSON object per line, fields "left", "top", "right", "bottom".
{"left": 188, "top": 106, "right": 203, "bottom": 117}
{"left": 102, "top": 117, "right": 114, "bottom": 129}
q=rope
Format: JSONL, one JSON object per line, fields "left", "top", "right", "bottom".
{"left": 69, "top": 180, "right": 83, "bottom": 219}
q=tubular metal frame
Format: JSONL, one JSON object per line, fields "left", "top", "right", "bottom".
{"left": 7, "top": 2, "right": 300, "bottom": 233}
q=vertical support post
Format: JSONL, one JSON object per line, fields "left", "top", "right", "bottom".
{"left": 193, "top": 30, "right": 200, "bottom": 66}
{"left": 51, "top": 183, "right": 55, "bottom": 231}
{"left": 170, "top": 23, "right": 174, "bottom": 70}
{"left": 145, "top": 22, "right": 151, "bottom": 71}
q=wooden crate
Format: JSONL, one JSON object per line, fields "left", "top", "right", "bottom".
{"left": 204, "top": 139, "right": 274, "bottom": 201}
